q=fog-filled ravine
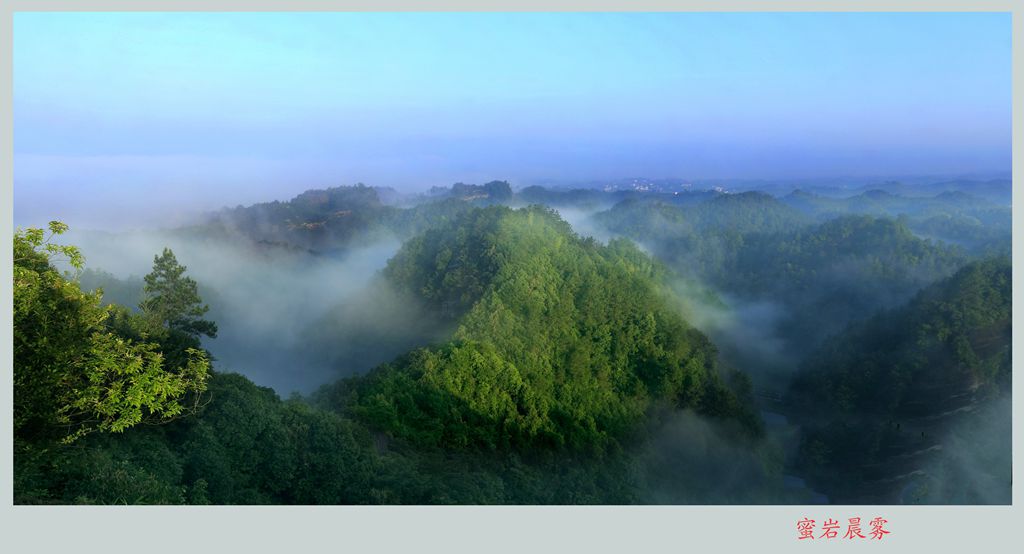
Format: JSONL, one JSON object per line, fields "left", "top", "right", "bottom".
{"left": 14, "top": 178, "right": 1011, "bottom": 505}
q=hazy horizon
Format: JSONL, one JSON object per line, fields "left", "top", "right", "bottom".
{"left": 14, "top": 12, "right": 1011, "bottom": 229}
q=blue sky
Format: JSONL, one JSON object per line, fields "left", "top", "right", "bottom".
{"left": 14, "top": 12, "right": 1011, "bottom": 227}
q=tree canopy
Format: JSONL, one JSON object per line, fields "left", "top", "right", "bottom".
{"left": 329, "top": 206, "right": 761, "bottom": 453}
{"left": 140, "top": 248, "right": 218, "bottom": 341}
{"left": 14, "top": 222, "right": 210, "bottom": 445}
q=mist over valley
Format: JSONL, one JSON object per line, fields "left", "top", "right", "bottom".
{"left": 16, "top": 177, "right": 1008, "bottom": 505}
{"left": 12, "top": 11, "right": 1011, "bottom": 508}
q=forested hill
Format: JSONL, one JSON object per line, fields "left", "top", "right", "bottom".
{"left": 714, "top": 215, "right": 964, "bottom": 303}
{"left": 15, "top": 208, "right": 767, "bottom": 504}
{"left": 193, "top": 184, "right": 394, "bottom": 253}
{"left": 191, "top": 181, "right": 717, "bottom": 255}
{"left": 594, "top": 191, "right": 811, "bottom": 238}
{"left": 196, "top": 182, "right": 513, "bottom": 254}
{"left": 592, "top": 197, "right": 967, "bottom": 354}
{"left": 15, "top": 181, "right": 1010, "bottom": 505}
{"left": 788, "top": 257, "right": 1011, "bottom": 504}
{"left": 716, "top": 214, "right": 968, "bottom": 362}
{"left": 317, "top": 205, "right": 761, "bottom": 453}
{"left": 781, "top": 188, "right": 1010, "bottom": 256}
{"left": 184, "top": 181, "right": 1007, "bottom": 261}
{"left": 191, "top": 183, "right": 797, "bottom": 256}
{"left": 782, "top": 186, "right": 1009, "bottom": 220}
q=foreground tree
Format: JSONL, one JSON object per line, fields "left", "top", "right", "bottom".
{"left": 14, "top": 223, "right": 210, "bottom": 444}
{"left": 140, "top": 248, "right": 218, "bottom": 341}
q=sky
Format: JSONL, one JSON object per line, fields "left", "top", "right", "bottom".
{"left": 14, "top": 12, "right": 1012, "bottom": 228}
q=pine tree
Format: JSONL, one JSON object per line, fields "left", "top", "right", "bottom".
{"left": 140, "top": 248, "right": 218, "bottom": 340}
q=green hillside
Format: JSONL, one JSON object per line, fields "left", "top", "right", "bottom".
{"left": 324, "top": 206, "right": 760, "bottom": 453}
{"left": 14, "top": 209, "right": 765, "bottom": 504}
{"left": 789, "top": 257, "right": 1011, "bottom": 503}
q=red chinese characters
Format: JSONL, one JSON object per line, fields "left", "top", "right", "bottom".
{"left": 843, "top": 517, "right": 866, "bottom": 539}
{"left": 798, "top": 516, "right": 889, "bottom": 540}
{"left": 819, "top": 518, "right": 839, "bottom": 539}
{"left": 869, "top": 517, "right": 890, "bottom": 540}
{"left": 797, "top": 518, "right": 816, "bottom": 540}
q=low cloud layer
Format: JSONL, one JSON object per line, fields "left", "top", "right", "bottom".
{"left": 65, "top": 227, "right": 431, "bottom": 394}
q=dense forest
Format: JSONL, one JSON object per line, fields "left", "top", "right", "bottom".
{"left": 789, "top": 258, "right": 1011, "bottom": 504}
{"left": 12, "top": 178, "right": 1012, "bottom": 504}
